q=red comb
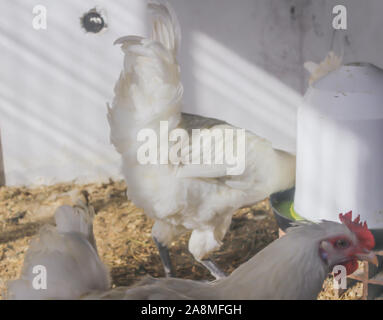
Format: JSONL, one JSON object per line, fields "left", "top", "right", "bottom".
{"left": 339, "top": 211, "right": 375, "bottom": 250}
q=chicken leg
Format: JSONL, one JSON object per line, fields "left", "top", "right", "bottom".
{"left": 153, "top": 237, "right": 175, "bottom": 277}
{"left": 200, "top": 259, "right": 227, "bottom": 279}
{"left": 154, "top": 237, "right": 226, "bottom": 279}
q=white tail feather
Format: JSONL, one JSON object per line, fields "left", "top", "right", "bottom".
{"left": 108, "top": 1, "right": 183, "bottom": 156}
{"left": 149, "top": 1, "right": 181, "bottom": 54}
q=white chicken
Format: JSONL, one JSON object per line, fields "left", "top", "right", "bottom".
{"left": 6, "top": 193, "right": 110, "bottom": 300}
{"left": 96, "top": 212, "right": 378, "bottom": 300}
{"left": 107, "top": 1, "right": 296, "bottom": 278}
{"left": 7, "top": 211, "right": 377, "bottom": 300}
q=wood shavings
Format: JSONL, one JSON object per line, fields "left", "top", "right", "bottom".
{"left": 0, "top": 180, "right": 361, "bottom": 299}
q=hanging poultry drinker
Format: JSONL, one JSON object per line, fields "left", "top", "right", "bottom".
{"left": 271, "top": 58, "right": 383, "bottom": 246}
{"left": 293, "top": 62, "right": 383, "bottom": 241}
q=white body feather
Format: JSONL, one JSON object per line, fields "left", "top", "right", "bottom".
{"left": 108, "top": 2, "right": 296, "bottom": 260}
{"left": 87, "top": 221, "right": 353, "bottom": 300}
{"left": 7, "top": 219, "right": 358, "bottom": 300}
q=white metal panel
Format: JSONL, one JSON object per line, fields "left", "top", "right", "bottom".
{"left": 2, "top": 0, "right": 383, "bottom": 185}
{"left": 0, "top": 0, "right": 146, "bottom": 185}
{"left": 170, "top": 0, "right": 303, "bottom": 154}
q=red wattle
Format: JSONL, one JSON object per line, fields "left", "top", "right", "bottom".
{"left": 342, "top": 259, "right": 359, "bottom": 275}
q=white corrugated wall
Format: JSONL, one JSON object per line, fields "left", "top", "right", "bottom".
{"left": 0, "top": 0, "right": 382, "bottom": 185}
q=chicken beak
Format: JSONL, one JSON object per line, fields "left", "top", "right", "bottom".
{"left": 114, "top": 37, "right": 129, "bottom": 45}
{"left": 356, "top": 251, "right": 379, "bottom": 266}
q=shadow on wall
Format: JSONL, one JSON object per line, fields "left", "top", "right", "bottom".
{"left": 168, "top": 0, "right": 304, "bottom": 152}
{"left": 168, "top": 0, "right": 383, "bottom": 106}
{"left": 168, "top": 0, "right": 305, "bottom": 103}
{"left": 0, "top": 0, "right": 146, "bottom": 185}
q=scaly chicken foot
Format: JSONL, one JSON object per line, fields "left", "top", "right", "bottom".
{"left": 200, "top": 259, "right": 227, "bottom": 280}
{"left": 153, "top": 237, "right": 175, "bottom": 277}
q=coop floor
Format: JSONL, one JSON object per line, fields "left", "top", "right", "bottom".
{"left": 0, "top": 180, "right": 362, "bottom": 300}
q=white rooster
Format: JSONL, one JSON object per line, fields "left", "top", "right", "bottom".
{"left": 6, "top": 193, "right": 110, "bottom": 300}
{"left": 107, "top": 1, "right": 296, "bottom": 278}
{"left": 7, "top": 211, "right": 377, "bottom": 300}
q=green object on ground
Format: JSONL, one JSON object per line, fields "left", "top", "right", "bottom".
{"left": 274, "top": 200, "right": 304, "bottom": 221}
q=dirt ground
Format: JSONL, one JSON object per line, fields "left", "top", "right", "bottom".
{"left": 0, "top": 180, "right": 362, "bottom": 299}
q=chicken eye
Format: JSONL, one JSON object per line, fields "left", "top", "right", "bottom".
{"left": 335, "top": 239, "right": 350, "bottom": 249}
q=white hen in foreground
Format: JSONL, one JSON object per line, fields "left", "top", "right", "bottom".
{"left": 7, "top": 211, "right": 377, "bottom": 300}
{"left": 6, "top": 194, "right": 110, "bottom": 300}
{"left": 108, "top": 2, "right": 296, "bottom": 278}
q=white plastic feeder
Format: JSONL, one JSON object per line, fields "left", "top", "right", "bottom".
{"left": 294, "top": 63, "right": 383, "bottom": 229}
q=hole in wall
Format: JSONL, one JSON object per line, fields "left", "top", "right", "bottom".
{"left": 80, "top": 8, "right": 107, "bottom": 33}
